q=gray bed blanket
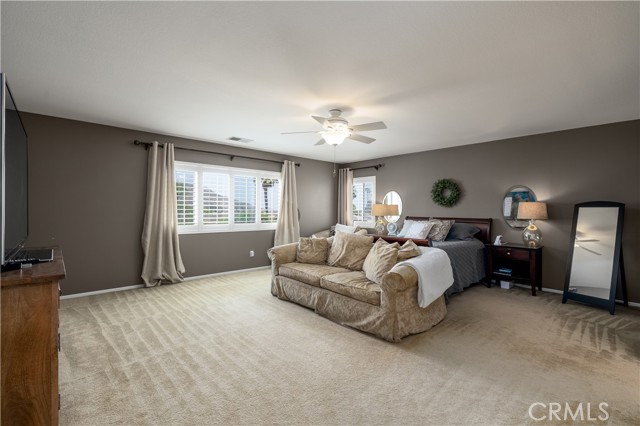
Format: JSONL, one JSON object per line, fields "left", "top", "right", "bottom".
{"left": 431, "top": 238, "right": 486, "bottom": 295}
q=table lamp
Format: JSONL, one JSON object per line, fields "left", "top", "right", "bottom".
{"left": 517, "top": 202, "right": 548, "bottom": 248}
{"left": 372, "top": 204, "right": 399, "bottom": 235}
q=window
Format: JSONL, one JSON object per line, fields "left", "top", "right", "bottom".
{"left": 352, "top": 176, "right": 375, "bottom": 227}
{"left": 175, "top": 161, "right": 281, "bottom": 233}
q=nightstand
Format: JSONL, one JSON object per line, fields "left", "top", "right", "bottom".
{"left": 485, "top": 244, "right": 542, "bottom": 295}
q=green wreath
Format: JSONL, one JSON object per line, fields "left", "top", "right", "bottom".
{"left": 431, "top": 179, "right": 461, "bottom": 207}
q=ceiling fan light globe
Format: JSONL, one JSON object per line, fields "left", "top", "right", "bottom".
{"left": 321, "top": 129, "right": 350, "bottom": 146}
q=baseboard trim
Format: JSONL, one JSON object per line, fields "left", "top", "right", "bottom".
{"left": 62, "top": 270, "right": 640, "bottom": 308}
{"left": 60, "top": 284, "right": 145, "bottom": 300}
{"left": 182, "top": 266, "right": 269, "bottom": 282}
{"left": 60, "top": 266, "right": 270, "bottom": 300}
{"left": 510, "top": 283, "right": 639, "bottom": 308}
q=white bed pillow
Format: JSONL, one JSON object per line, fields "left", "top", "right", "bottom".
{"left": 397, "top": 220, "right": 414, "bottom": 237}
{"left": 403, "top": 221, "right": 434, "bottom": 239}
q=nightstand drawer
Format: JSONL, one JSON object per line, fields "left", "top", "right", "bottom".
{"left": 492, "top": 247, "right": 529, "bottom": 261}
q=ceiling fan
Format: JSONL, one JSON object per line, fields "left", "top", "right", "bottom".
{"left": 281, "top": 109, "right": 387, "bottom": 146}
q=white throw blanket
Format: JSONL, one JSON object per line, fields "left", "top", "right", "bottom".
{"left": 391, "top": 247, "right": 454, "bottom": 308}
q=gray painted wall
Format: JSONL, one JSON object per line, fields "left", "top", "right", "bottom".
{"left": 22, "top": 113, "right": 337, "bottom": 295}
{"left": 347, "top": 120, "right": 640, "bottom": 303}
{"left": 21, "top": 113, "right": 639, "bottom": 304}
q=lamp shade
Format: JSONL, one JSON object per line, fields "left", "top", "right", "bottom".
{"left": 385, "top": 204, "right": 399, "bottom": 216}
{"left": 517, "top": 202, "right": 548, "bottom": 220}
{"left": 372, "top": 204, "right": 399, "bottom": 216}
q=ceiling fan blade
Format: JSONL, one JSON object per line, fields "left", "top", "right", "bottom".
{"left": 281, "top": 131, "right": 319, "bottom": 135}
{"left": 576, "top": 244, "right": 602, "bottom": 256}
{"left": 314, "top": 139, "right": 326, "bottom": 146}
{"left": 312, "top": 115, "right": 328, "bottom": 127}
{"left": 348, "top": 133, "right": 376, "bottom": 144}
{"left": 349, "top": 121, "right": 387, "bottom": 132}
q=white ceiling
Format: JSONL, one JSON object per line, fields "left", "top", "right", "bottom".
{"left": 2, "top": 1, "right": 638, "bottom": 163}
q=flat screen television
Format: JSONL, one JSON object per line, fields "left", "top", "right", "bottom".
{"left": 1, "top": 72, "right": 29, "bottom": 269}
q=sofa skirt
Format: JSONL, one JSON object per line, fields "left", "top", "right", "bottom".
{"left": 273, "top": 275, "right": 447, "bottom": 342}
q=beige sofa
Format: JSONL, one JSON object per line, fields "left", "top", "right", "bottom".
{"left": 267, "top": 233, "right": 447, "bottom": 342}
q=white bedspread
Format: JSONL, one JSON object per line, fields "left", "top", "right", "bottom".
{"left": 391, "top": 247, "right": 454, "bottom": 308}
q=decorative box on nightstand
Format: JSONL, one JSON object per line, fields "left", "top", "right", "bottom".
{"left": 485, "top": 243, "right": 542, "bottom": 295}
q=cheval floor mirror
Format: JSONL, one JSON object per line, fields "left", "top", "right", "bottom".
{"left": 562, "top": 201, "right": 627, "bottom": 314}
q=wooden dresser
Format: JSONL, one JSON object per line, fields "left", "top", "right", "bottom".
{"left": 1, "top": 248, "right": 65, "bottom": 426}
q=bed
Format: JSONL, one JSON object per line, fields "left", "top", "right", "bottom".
{"left": 404, "top": 216, "right": 492, "bottom": 295}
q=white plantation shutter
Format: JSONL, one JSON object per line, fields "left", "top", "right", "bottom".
{"left": 176, "top": 169, "right": 196, "bottom": 226}
{"left": 202, "top": 172, "right": 229, "bottom": 225}
{"left": 175, "top": 162, "right": 280, "bottom": 233}
{"left": 352, "top": 176, "right": 375, "bottom": 226}
{"left": 261, "top": 178, "right": 280, "bottom": 224}
{"left": 234, "top": 175, "right": 257, "bottom": 224}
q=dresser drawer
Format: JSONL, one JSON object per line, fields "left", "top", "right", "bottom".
{"left": 492, "top": 247, "right": 529, "bottom": 261}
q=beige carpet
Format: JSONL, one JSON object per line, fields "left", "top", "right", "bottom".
{"left": 59, "top": 269, "right": 640, "bottom": 425}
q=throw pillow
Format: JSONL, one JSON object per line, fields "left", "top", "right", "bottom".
{"left": 445, "top": 223, "right": 481, "bottom": 241}
{"left": 428, "top": 218, "right": 455, "bottom": 242}
{"left": 397, "top": 240, "right": 422, "bottom": 261}
{"left": 327, "top": 231, "right": 374, "bottom": 271}
{"left": 335, "top": 223, "right": 358, "bottom": 234}
{"left": 296, "top": 238, "right": 330, "bottom": 264}
{"left": 403, "top": 221, "right": 434, "bottom": 239}
{"left": 363, "top": 239, "right": 400, "bottom": 284}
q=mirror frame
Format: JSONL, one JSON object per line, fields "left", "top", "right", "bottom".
{"left": 562, "top": 201, "right": 627, "bottom": 314}
{"left": 382, "top": 190, "right": 402, "bottom": 223}
{"left": 502, "top": 185, "right": 537, "bottom": 229}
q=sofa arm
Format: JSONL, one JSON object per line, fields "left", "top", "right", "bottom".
{"left": 267, "top": 243, "right": 298, "bottom": 276}
{"left": 379, "top": 265, "right": 419, "bottom": 312}
{"left": 380, "top": 265, "right": 418, "bottom": 293}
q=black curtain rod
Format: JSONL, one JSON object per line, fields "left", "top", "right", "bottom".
{"left": 350, "top": 163, "right": 385, "bottom": 172}
{"left": 133, "top": 140, "right": 300, "bottom": 167}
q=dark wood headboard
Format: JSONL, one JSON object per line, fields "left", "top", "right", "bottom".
{"left": 405, "top": 216, "right": 493, "bottom": 244}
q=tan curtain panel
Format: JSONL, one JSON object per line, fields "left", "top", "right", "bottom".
{"left": 274, "top": 160, "right": 300, "bottom": 246}
{"left": 337, "top": 168, "right": 353, "bottom": 225}
{"left": 141, "top": 142, "right": 185, "bottom": 287}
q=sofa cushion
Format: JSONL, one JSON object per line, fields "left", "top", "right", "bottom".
{"left": 279, "top": 263, "right": 350, "bottom": 288}
{"left": 320, "top": 271, "right": 381, "bottom": 306}
{"left": 310, "top": 229, "right": 332, "bottom": 239}
{"left": 296, "top": 237, "right": 330, "bottom": 264}
{"left": 327, "top": 232, "right": 374, "bottom": 271}
{"left": 335, "top": 223, "right": 358, "bottom": 234}
{"left": 329, "top": 224, "right": 368, "bottom": 236}
{"left": 397, "top": 240, "right": 422, "bottom": 261}
{"left": 362, "top": 239, "right": 400, "bottom": 284}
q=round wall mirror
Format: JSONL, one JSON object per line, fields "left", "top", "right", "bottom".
{"left": 502, "top": 185, "right": 537, "bottom": 229}
{"left": 382, "top": 191, "right": 402, "bottom": 223}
